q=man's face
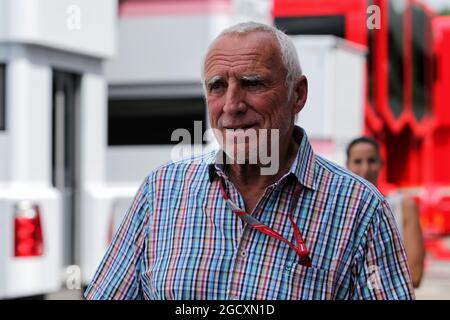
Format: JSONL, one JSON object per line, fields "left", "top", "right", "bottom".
{"left": 346, "top": 142, "right": 383, "bottom": 186}
{"left": 203, "top": 32, "right": 300, "bottom": 162}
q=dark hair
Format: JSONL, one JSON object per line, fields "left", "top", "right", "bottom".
{"left": 346, "top": 136, "right": 380, "bottom": 160}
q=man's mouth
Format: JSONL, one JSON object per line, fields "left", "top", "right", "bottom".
{"left": 223, "top": 124, "right": 259, "bottom": 131}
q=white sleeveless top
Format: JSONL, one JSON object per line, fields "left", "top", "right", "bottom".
{"left": 386, "top": 192, "right": 403, "bottom": 237}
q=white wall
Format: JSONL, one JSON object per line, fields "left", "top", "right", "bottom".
{"left": 0, "top": 44, "right": 104, "bottom": 184}
{"left": 6, "top": 45, "right": 52, "bottom": 184}
{"left": 0, "top": 0, "right": 116, "bottom": 295}
{"left": 424, "top": 0, "right": 450, "bottom": 10}
{"left": 105, "top": 14, "right": 232, "bottom": 84}
{"left": 293, "top": 36, "right": 366, "bottom": 166}
{"left": 0, "top": 0, "right": 116, "bottom": 59}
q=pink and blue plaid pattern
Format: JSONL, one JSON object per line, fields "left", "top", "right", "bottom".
{"left": 85, "top": 126, "right": 415, "bottom": 300}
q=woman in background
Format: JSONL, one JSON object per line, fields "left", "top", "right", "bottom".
{"left": 346, "top": 137, "right": 425, "bottom": 288}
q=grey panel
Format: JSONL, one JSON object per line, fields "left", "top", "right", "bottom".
{"left": 105, "top": 16, "right": 215, "bottom": 84}
{"left": 109, "top": 82, "right": 204, "bottom": 99}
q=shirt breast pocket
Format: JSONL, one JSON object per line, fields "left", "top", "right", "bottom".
{"left": 281, "top": 262, "right": 336, "bottom": 300}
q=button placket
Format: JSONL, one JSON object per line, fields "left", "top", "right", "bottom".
{"left": 228, "top": 229, "right": 251, "bottom": 298}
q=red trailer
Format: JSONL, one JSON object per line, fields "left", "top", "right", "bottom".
{"left": 273, "top": 0, "right": 450, "bottom": 257}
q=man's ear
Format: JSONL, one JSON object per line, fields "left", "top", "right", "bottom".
{"left": 293, "top": 75, "right": 308, "bottom": 114}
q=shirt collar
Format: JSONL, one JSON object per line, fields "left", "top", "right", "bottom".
{"left": 207, "top": 126, "right": 317, "bottom": 190}
{"left": 288, "top": 126, "right": 317, "bottom": 190}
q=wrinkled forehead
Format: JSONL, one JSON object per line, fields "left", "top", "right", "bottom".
{"left": 203, "top": 31, "right": 283, "bottom": 76}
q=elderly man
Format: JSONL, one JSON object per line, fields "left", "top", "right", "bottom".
{"left": 85, "top": 22, "right": 414, "bottom": 300}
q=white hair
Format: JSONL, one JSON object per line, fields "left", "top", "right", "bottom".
{"left": 202, "top": 22, "right": 303, "bottom": 99}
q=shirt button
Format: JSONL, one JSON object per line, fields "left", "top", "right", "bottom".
{"left": 240, "top": 250, "right": 247, "bottom": 257}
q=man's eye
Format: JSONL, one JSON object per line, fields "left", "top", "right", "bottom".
{"left": 242, "top": 79, "right": 264, "bottom": 89}
{"left": 209, "top": 81, "right": 226, "bottom": 92}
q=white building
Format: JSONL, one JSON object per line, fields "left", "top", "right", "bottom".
{"left": 0, "top": 0, "right": 116, "bottom": 298}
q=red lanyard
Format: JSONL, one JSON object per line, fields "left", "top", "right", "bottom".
{"left": 219, "top": 176, "right": 312, "bottom": 267}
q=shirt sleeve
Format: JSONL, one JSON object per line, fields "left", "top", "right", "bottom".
{"left": 351, "top": 199, "right": 416, "bottom": 300}
{"left": 84, "top": 175, "right": 151, "bottom": 300}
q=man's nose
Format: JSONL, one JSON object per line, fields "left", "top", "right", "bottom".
{"left": 223, "top": 83, "right": 247, "bottom": 114}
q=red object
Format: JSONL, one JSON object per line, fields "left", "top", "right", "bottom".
{"left": 425, "top": 237, "right": 450, "bottom": 260}
{"left": 118, "top": 0, "right": 231, "bottom": 17}
{"left": 273, "top": 0, "right": 367, "bottom": 45}
{"left": 14, "top": 204, "right": 44, "bottom": 257}
{"left": 218, "top": 177, "right": 311, "bottom": 266}
{"left": 272, "top": 0, "right": 450, "bottom": 240}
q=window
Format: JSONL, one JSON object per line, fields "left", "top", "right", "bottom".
{"left": 388, "top": 0, "right": 405, "bottom": 118}
{"left": 0, "top": 64, "right": 5, "bottom": 130}
{"left": 108, "top": 98, "right": 207, "bottom": 146}
{"left": 411, "top": 4, "right": 432, "bottom": 121}
{"left": 274, "top": 15, "right": 346, "bottom": 39}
